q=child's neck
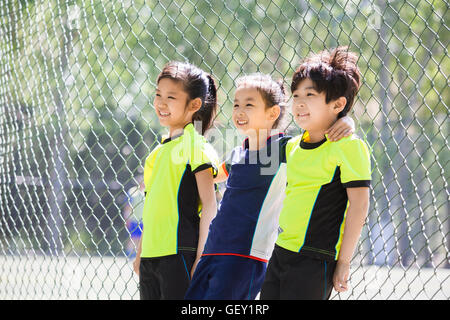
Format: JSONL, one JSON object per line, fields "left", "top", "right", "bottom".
{"left": 306, "top": 129, "right": 327, "bottom": 143}
{"left": 169, "top": 127, "right": 183, "bottom": 138}
{"left": 169, "top": 122, "right": 190, "bottom": 138}
{"left": 246, "top": 128, "right": 274, "bottom": 151}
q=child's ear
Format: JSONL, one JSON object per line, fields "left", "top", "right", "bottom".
{"left": 268, "top": 105, "right": 281, "bottom": 121}
{"left": 188, "top": 98, "right": 202, "bottom": 113}
{"left": 333, "top": 97, "right": 347, "bottom": 114}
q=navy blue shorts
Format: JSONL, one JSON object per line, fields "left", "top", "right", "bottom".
{"left": 185, "top": 254, "right": 267, "bottom": 300}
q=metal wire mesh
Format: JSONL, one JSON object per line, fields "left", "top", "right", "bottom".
{"left": 0, "top": 0, "right": 448, "bottom": 300}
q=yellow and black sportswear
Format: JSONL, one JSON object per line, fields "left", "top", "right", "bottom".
{"left": 276, "top": 132, "right": 371, "bottom": 261}
{"left": 141, "top": 123, "right": 218, "bottom": 258}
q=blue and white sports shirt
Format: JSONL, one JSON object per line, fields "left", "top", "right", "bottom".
{"left": 202, "top": 133, "right": 291, "bottom": 262}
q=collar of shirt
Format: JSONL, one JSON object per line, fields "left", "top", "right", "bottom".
{"left": 242, "top": 132, "right": 285, "bottom": 150}
{"left": 161, "top": 122, "right": 195, "bottom": 144}
{"left": 299, "top": 131, "right": 328, "bottom": 150}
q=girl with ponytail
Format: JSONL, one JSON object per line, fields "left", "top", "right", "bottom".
{"left": 133, "top": 61, "right": 219, "bottom": 300}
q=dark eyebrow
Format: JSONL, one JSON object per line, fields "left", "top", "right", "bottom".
{"left": 156, "top": 88, "right": 178, "bottom": 95}
{"left": 293, "top": 86, "right": 316, "bottom": 94}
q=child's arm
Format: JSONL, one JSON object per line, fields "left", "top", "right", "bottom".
{"left": 213, "top": 162, "right": 229, "bottom": 184}
{"left": 325, "top": 116, "right": 355, "bottom": 141}
{"left": 133, "top": 235, "right": 143, "bottom": 275}
{"left": 193, "top": 168, "right": 218, "bottom": 277}
{"left": 333, "top": 187, "right": 369, "bottom": 292}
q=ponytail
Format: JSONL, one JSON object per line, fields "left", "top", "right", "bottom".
{"left": 193, "top": 74, "right": 217, "bottom": 135}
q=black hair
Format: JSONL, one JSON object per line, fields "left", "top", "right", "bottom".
{"left": 157, "top": 61, "right": 217, "bottom": 134}
{"left": 291, "top": 46, "right": 361, "bottom": 118}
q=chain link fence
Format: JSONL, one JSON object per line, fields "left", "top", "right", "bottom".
{"left": 0, "top": 0, "right": 448, "bottom": 300}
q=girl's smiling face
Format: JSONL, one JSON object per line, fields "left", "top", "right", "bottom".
{"left": 154, "top": 78, "right": 195, "bottom": 134}
{"left": 232, "top": 87, "right": 277, "bottom": 137}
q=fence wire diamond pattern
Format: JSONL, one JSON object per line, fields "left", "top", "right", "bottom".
{"left": 0, "top": 0, "right": 448, "bottom": 299}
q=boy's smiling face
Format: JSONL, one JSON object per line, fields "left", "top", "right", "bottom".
{"left": 291, "top": 78, "right": 345, "bottom": 135}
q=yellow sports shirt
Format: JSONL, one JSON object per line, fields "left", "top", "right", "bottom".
{"left": 141, "top": 123, "right": 218, "bottom": 258}
{"left": 276, "top": 133, "right": 371, "bottom": 261}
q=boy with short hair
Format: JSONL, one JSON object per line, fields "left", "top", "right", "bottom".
{"left": 260, "top": 47, "right": 371, "bottom": 300}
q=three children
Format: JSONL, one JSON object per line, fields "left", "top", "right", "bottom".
{"left": 134, "top": 46, "right": 371, "bottom": 300}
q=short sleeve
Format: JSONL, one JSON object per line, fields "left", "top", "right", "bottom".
{"left": 336, "top": 137, "right": 371, "bottom": 188}
{"left": 189, "top": 141, "right": 219, "bottom": 178}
